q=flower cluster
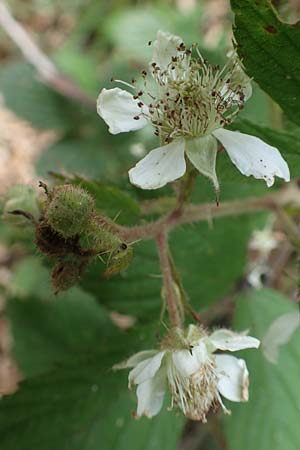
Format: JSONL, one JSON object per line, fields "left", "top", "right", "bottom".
{"left": 115, "top": 325, "right": 260, "bottom": 422}
{"left": 97, "top": 31, "right": 289, "bottom": 192}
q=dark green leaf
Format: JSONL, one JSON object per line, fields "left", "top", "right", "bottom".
{"left": 0, "top": 355, "right": 184, "bottom": 450}
{"left": 1, "top": 293, "right": 184, "bottom": 450}
{"left": 231, "top": 0, "right": 300, "bottom": 125}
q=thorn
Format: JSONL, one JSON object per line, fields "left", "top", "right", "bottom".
{"left": 38, "top": 181, "right": 49, "bottom": 196}
{"left": 8, "top": 209, "right": 36, "bottom": 224}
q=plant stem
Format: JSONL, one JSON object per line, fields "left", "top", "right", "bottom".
{"left": 174, "top": 167, "right": 198, "bottom": 213}
{"left": 156, "top": 232, "right": 181, "bottom": 327}
{"left": 117, "top": 182, "right": 300, "bottom": 242}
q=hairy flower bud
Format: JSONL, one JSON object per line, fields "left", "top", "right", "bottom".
{"left": 45, "top": 185, "right": 95, "bottom": 238}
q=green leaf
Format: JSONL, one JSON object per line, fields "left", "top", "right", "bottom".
{"left": 36, "top": 139, "right": 110, "bottom": 179}
{"left": 0, "top": 356, "right": 184, "bottom": 450}
{"left": 231, "top": 0, "right": 300, "bottom": 125}
{"left": 7, "top": 293, "right": 111, "bottom": 377}
{"left": 1, "top": 294, "right": 184, "bottom": 450}
{"left": 231, "top": 118, "right": 300, "bottom": 178}
{"left": 225, "top": 288, "right": 300, "bottom": 450}
{"left": 51, "top": 174, "right": 140, "bottom": 225}
{"left": 0, "top": 62, "right": 75, "bottom": 130}
{"left": 54, "top": 46, "right": 99, "bottom": 95}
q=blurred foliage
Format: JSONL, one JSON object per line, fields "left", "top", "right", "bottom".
{"left": 225, "top": 289, "right": 300, "bottom": 450}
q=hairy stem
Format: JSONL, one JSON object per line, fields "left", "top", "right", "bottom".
{"left": 156, "top": 232, "right": 181, "bottom": 327}
{"left": 117, "top": 182, "right": 300, "bottom": 242}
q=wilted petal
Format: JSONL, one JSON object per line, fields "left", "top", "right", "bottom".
{"left": 129, "top": 351, "right": 165, "bottom": 385}
{"left": 216, "top": 354, "right": 249, "bottom": 402}
{"left": 210, "top": 329, "right": 260, "bottom": 352}
{"left": 136, "top": 367, "right": 166, "bottom": 418}
{"left": 97, "top": 87, "right": 148, "bottom": 134}
{"left": 262, "top": 311, "right": 300, "bottom": 363}
{"left": 129, "top": 139, "right": 186, "bottom": 189}
{"left": 151, "top": 30, "right": 183, "bottom": 71}
{"left": 213, "top": 128, "right": 290, "bottom": 187}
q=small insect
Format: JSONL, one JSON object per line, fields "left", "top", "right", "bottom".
{"left": 104, "top": 241, "right": 134, "bottom": 278}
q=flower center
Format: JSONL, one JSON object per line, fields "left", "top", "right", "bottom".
{"left": 135, "top": 47, "right": 248, "bottom": 144}
{"left": 167, "top": 354, "right": 220, "bottom": 422}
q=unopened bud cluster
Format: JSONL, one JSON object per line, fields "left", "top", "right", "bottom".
{"left": 3, "top": 183, "right": 133, "bottom": 293}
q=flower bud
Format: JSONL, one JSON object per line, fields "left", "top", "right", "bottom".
{"left": 45, "top": 185, "right": 94, "bottom": 238}
{"left": 51, "top": 259, "right": 90, "bottom": 294}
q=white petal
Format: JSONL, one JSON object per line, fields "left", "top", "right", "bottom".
{"left": 151, "top": 30, "right": 183, "bottom": 71}
{"left": 172, "top": 341, "right": 209, "bottom": 377}
{"left": 262, "top": 311, "right": 300, "bottom": 363}
{"left": 136, "top": 367, "right": 166, "bottom": 418}
{"left": 213, "top": 128, "right": 290, "bottom": 187}
{"left": 210, "top": 329, "right": 260, "bottom": 352}
{"left": 97, "top": 87, "right": 148, "bottom": 134}
{"left": 128, "top": 140, "right": 186, "bottom": 189}
{"left": 114, "top": 350, "right": 158, "bottom": 370}
{"left": 128, "top": 351, "right": 165, "bottom": 386}
{"left": 216, "top": 354, "right": 249, "bottom": 402}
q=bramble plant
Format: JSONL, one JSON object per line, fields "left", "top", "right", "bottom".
{"left": 0, "top": 1, "right": 300, "bottom": 449}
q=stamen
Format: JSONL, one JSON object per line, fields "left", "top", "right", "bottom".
{"left": 113, "top": 79, "right": 136, "bottom": 90}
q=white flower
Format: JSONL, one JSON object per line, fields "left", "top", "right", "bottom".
{"left": 97, "top": 31, "right": 290, "bottom": 191}
{"left": 115, "top": 325, "right": 260, "bottom": 421}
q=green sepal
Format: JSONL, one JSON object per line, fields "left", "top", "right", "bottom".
{"left": 185, "top": 135, "right": 219, "bottom": 192}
